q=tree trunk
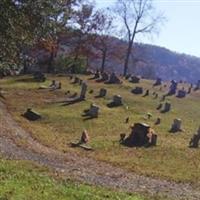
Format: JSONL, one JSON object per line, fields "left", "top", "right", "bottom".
{"left": 100, "top": 50, "right": 107, "bottom": 73}
{"left": 47, "top": 50, "right": 55, "bottom": 73}
{"left": 123, "top": 42, "right": 133, "bottom": 76}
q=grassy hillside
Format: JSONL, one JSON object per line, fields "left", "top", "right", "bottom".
{"left": 0, "top": 158, "right": 150, "bottom": 200}
{"left": 1, "top": 74, "right": 200, "bottom": 183}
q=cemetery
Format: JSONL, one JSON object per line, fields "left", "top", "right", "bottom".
{"left": 1, "top": 73, "right": 200, "bottom": 187}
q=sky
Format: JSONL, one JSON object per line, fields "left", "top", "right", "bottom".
{"left": 95, "top": 0, "right": 200, "bottom": 57}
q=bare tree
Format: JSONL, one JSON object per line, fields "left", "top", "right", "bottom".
{"left": 114, "top": 0, "right": 164, "bottom": 76}
{"left": 92, "top": 11, "right": 115, "bottom": 72}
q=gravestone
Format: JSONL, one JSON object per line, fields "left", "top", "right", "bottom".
{"left": 23, "top": 108, "right": 41, "bottom": 121}
{"left": 122, "top": 123, "right": 157, "bottom": 147}
{"left": 187, "top": 86, "right": 192, "bottom": 94}
{"left": 177, "top": 89, "right": 186, "bottom": 98}
{"left": 105, "top": 72, "right": 121, "bottom": 84}
{"left": 129, "top": 76, "right": 140, "bottom": 83}
{"left": 96, "top": 72, "right": 109, "bottom": 82}
{"left": 162, "top": 102, "right": 171, "bottom": 113}
{"left": 194, "top": 80, "right": 200, "bottom": 91}
{"left": 143, "top": 89, "right": 149, "bottom": 97}
{"left": 167, "top": 80, "right": 178, "bottom": 95}
{"left": 170, "top": 118, "right": 182, "bottom": 132}
{"left": 108, "top": 95, "right": 123, "bottom": 107}
{"left": 80, "top": 130, "right": 90, "bottom": 143}
{"left": 155, "top": 117, "right": 161, "bottom": 125}
{"left": 131, "top": 87, "right": 143, "bottom": 94}
{"left": 93, "top": 70, "right": 101, "bottom": 79}
{"left": 153, "top": 78, "right": 162, "bottom": 86}
{"left": 113, "top": 95, "right": 123, "bottom": 106}
{"left": 99, "top": 88, "right": 107, "bottom": 97}
{"left": 80, "top": 82, "right": 87, "bottom": 100}
{"left": 189, "top": 127, "right": 200, "bottom": 148}
{"left": 84, "top": 104, "right": 99, "bottom": 118}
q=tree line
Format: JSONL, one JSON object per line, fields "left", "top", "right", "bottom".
{"left": 0, "top": 0, "right": 164, "bottom": 76}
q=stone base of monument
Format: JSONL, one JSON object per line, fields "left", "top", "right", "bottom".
{"left": 70, "top": 142, "right": 93, "bottom": 151}
{"left": 122, "top": 123, "right": 157, "bottom": 148}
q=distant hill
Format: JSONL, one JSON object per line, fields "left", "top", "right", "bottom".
{"left": 88, "top": 39, "right": 200, "bottom": 83}
{"left": 33, "top": 35, "right": 200, "bottom": 83}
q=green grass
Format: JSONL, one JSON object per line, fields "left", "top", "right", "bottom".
{"left": 1, "top": 75, "right": 200, "bottom": 183}
{"left": 0, "top": 158, "right": 149, "bottom": 200}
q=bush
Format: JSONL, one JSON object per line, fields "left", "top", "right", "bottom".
{"left": 54, "top": 55, "right": 87, "bottom": 74}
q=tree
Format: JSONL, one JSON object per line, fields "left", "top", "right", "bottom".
{"left": 92, "top": 11, "right": 115, "bottom": 73}
{"left": 114, "top": 0, "right": 164, "bottom": 76}
{"left": 0, "top": 0, "right": 78, "bottom": 72}
{"left": 68, "top": 3, "right": 97, "bottom": 66}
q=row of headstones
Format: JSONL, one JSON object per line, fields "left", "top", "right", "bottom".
{"left": 90, "top": 70, "right": 122, "bottom": 84}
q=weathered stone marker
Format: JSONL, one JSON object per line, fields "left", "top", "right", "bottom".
{"left": 84, "top": 103, "right": 99, "bottom": 118}
{"left": 23, "top": 108, "right": 41, "bottom": 121}
{"left": 113, "top": 95, "right": 123, "bottom": 106}
{"left": 170, "top": 118, "right": 182, "bottom": 132}
{"left": 162, "top": 102, "right": 171, "bottom": 113}
{"left": 153, "top": 78, "right": 162, "bottom": 86}
{"left": 189, "top": 127, "right": 200, "bottom": 148}
{"left": 99, "top": 88, "right": 107, "bottom": 97}
{"left": 80, "top": 82, "right": 87, "bottom": 100}
{"left": 177, "top": 89, "right": 186, "bottom": 98}
{"left": 131, "top": 87, "right": 143, "bottom": 94}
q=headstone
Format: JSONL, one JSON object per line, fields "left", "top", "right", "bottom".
{"left": 84, "top": 104, "right": 99, "bottom": 118}
{"left": 189, "top": 127, "right": 200, "bottom": 148}
{"left": 170, "top": 118, "right": 182, "bottom": 132}
{"left": 80, "top": 130, "right": 89, "bottom": 143}
{"left": 23, "top": 108, "right": 41, "bottom": 121}
{"left": 113, "top": 95, "right": 123, "bottom": 106}
{"left": 108, "top": 95, "right": 123, "bottom": 107}
{"left": 143, "top": 89, "right": 149, "bottom": 97}
{"left": 99, "top": 88, "right": 107, "bottom": 97}
{"left": 80, "top": 82, "right": 87, "bottom": 99}
{"left": 49, "top": 80, "right": 61, "bottom": 90}
{"left": 96, "top": 72, "right": 109, "bottom": 82}
{"left": 122, "top": 123, "right": 157, "bottom": 147}
{"left": 155, "top": 117, "right": 161, "bottom": 125}
{"left": 131, "top": 87, "right": 143, "bottom": 94}
{"left": 177, "top": 89, "right": 186, "bottom": 98}
{"left": 93, "top": 69, "right": 101, "bottom": 79}
{"left": 194, "top": 80, "right": 200, "bottom": 91}
{"left": 129, "top": 76, "right": 140, "bottom": 83}
{"left": 153, "top": 78, "right": 162, "bottom": 86}
{"left": 167, "top": 80, "right": 178, "bottom": 95}
{"left": 105, "top": 72, "right": 121, "bottom": 84}
{"left": 162, "top": 102, "right": 171, "bottom": 113}
{"left": 187, "top": 87, "right": 192, "bottom": 94}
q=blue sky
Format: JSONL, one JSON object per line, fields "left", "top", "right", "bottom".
{"left": 95, "top": 0, "right": 200, "bottom": 57}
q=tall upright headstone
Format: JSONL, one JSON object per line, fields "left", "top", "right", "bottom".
{"left": 80, "top": 82, "right": 87, "bottom": 100}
